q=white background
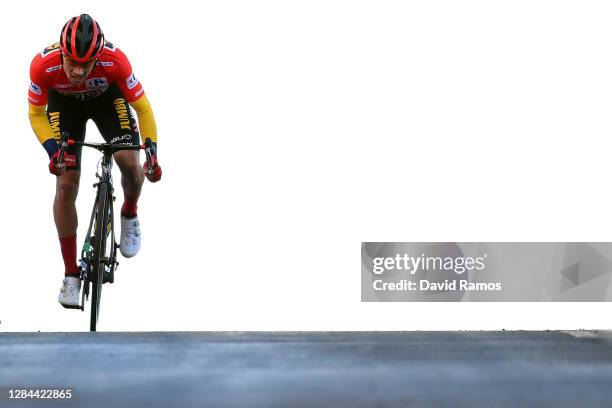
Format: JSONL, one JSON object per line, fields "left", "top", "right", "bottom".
{"left": 1, "top": 0, "right": 612, "bottom": 331}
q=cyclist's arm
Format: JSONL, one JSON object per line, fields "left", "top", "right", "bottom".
{"left": 113, "top": 47, "right": 158, "bottom": 144}
{"left": 28, "top": 103, "right": 58, "bottom": 155}
{"left": 130, "top": 94, "right": 158, "bottom": 144}
{"left": 28, "top": 55, "right": 57, "bottom": 157}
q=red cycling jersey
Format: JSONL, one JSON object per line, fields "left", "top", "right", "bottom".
{"left": 28, "top": 41, "right": 144, "bottom": 106}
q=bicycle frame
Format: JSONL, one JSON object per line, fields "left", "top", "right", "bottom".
{"left": 56, "top": 131, "right": 153, "bottom": 330}
{"left": 79, "top": 149, "right": 118, "bottom": 306}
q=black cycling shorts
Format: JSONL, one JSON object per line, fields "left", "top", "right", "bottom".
{"left": 47, "top": 84, "right": 140, "bottom": 171}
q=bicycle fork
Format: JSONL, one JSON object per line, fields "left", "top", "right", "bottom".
{"left": 78, "top": 182, "right": 119, "bottom": 310}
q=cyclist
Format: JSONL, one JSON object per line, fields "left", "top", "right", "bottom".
{"left": 27, "top": 14, "right": 163, "bottom": 308}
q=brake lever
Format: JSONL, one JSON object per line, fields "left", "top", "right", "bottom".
{"left": 144, "top": 148, "right": 153, "bottom": 175}
{"left": 144, "top": 138, "right": 154, "bottom": 175}
{"left": 57, "top": 132, "right": 70, "bottom": 168}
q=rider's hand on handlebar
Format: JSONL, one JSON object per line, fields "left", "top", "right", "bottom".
{"left": 144, "top": 154, "right": 162, "bottom": 182}
{"left": 49, "top": 151, "right": 66, "bottom": 176}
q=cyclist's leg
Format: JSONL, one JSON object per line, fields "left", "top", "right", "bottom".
{"left": 91, "top": 85, "right": 143, "bottom": 217}
{"left": 48, "top": 91, "right": 86, "bottom": 276}
{"left": 91, "top": 86, "right": 143, "bottom": 257}
{"left": 114, "top": 147, "right": 144, "bottom": 217}
{"left": 55, "top": 170, "right": 81, "bottom": 278}
{"left": 54, "top": 170, "right": 81, "bottom": 237}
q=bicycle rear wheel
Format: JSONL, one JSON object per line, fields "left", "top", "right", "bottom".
{"left": 90, "top": 183, "right": 109, "bottom": 332}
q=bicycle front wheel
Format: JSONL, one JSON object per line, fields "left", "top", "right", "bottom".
{"left": 90, "top": 183, "right": 110, "bottom": 332}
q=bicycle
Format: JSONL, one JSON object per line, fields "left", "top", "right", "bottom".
{"left": 56, "top": 131, "right": 155, "bottom": 331}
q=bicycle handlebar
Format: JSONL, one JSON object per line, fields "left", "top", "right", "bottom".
{"left": 57, "top": 131, "right": 154, "bottom": 173}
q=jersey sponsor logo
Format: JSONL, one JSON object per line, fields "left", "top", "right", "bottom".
{"left": 113, "top": 98, "right": 132, "bottom": 130}
{"left": 134, "top": 88, "right": 144, "bottom": 98}
{"left": 63, "top": 153, "right": 78, "bottom": 167}
{"left": 29, "top": 81, "right": 42, "bottom": 95}
{"left": 54, "top": 83, "right": 72, "bottom": 89}
{"left": 48, "top": 112, "right": 61, "bottom": 139}
{"left": 85, "top": 77, "right": 109, "bottom": 88}
{"left": 96, "top": 61, "right": 114, "bottom": 67}
{"left": 126, "top": 73, "right": 139, "bottom": 90}
{"left": 109, "top": 134, "right": 133, "bottom": 144}
{"left": 41, "top": 42, "right": 60, "bottom": 57}
{"left": 28, "top": 95, "right": 40, "bottom": 104}
{"left": 46, "top": 65, "right": 62, "bottom": 73}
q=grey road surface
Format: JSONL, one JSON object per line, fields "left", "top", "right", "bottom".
{"left": 2, "top": 331, "right": 612, "bottom": 407}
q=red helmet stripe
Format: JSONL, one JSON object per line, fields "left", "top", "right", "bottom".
{"left": 84, "top": 19, "right": 99, "bottom": 60}
{"left": 61, "top": 19, "right": 71, "bottom": 55}
{"left": 97, "top": 23, "right": 105, "bottom": 56}
{"left": 95, "top": 23, "right": 105, "bottom": 58}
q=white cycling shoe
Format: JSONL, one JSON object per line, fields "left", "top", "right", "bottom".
{"left": 58, "top": 276, "right": 81, "bottom": 308}
{"left": 120, "top": 216, "right": 141, "bottom": 258}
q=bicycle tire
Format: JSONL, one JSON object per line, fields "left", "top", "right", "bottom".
{"left": 90, "top": 183, "right": 109, "bottom": 332}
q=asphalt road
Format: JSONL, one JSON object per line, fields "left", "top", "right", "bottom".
{"left": 2, "top": 331, "right": 612, "bottom": 407}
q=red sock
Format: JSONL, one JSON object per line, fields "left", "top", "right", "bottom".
{"left": 59, "top": 235, "right": 80, "bottom": 276}
{"left": 121, "top": 192, "right": 139, "bottom": 218}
